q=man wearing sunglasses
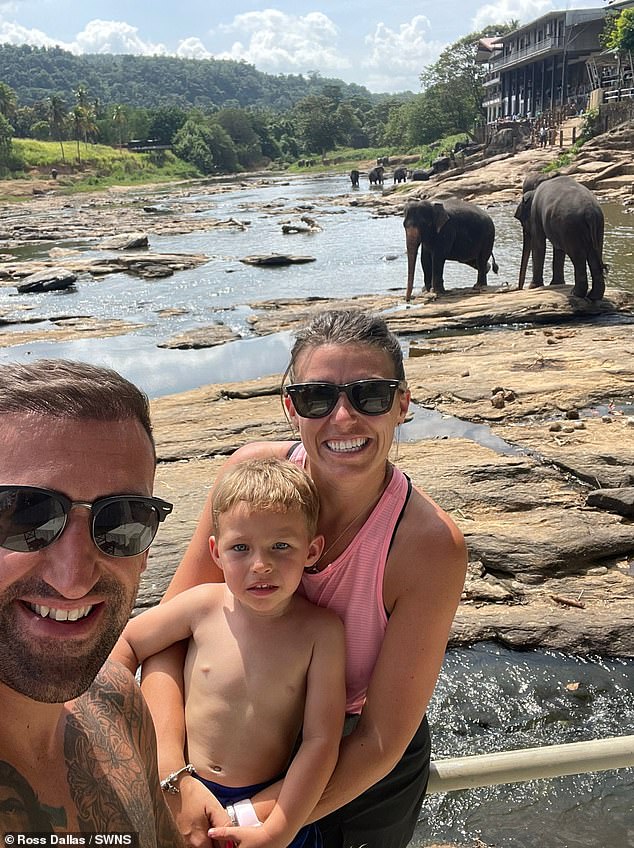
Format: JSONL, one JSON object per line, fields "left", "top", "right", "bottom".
{"left": 0, "top": 359, "right": 181, "bottom": 846}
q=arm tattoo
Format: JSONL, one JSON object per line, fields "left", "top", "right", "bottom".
{"left": 66, "top": 661, "right": 182, "bottom": 847}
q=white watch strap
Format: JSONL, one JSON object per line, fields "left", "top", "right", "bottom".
{"left": 233, "top": 798, "right": 262, "bottom": 827}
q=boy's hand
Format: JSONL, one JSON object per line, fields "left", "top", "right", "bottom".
{"left": 164, "top": 776, "right": 231, "bottom": 848}
{"left": 208, "top": 825, "right": 282, "bottom": 848}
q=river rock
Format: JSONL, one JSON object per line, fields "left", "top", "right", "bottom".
{"left": 240, "top": 254, "right": 316, "bottom": 266}
{"left": 158, "top": 323, "right": 240, "bottom": 349}
{"left": 586, "top": 487, "right": 634, "bottom": 517}
{"left": 16, "top": 268, "right": 77, "bottom": 293}
{"left": 100, "top": 232, "right": 149, "bottom": 250}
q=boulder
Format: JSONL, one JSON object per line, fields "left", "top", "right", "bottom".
{"left": 17, "top": 268, "right": 77, "bottom": 293}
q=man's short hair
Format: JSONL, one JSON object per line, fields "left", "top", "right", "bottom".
{"left": 0, "top": 359, "right": 155, "bottom": 454}
{"left": 213, "top": 458, "right": 320, "bottom": 537}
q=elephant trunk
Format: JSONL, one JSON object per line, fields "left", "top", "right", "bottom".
{"left": 405, "top": 226, "right": 421, "bottom": 302}
{"left": 517, "top": 227, "right": 531, "bottom": 290}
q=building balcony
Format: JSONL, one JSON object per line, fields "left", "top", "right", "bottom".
{"left": 483, "top": 73, "right": 501, "bottom": 87}
{"left": 492, "top": 36, "right": 564, "bottom": 70}
{"left": 483, "top": 94, "right": 502, "bottom": 108}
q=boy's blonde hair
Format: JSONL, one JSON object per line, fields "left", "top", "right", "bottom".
{"left": 212, "top": 458, "right": 320, "bottom": 537}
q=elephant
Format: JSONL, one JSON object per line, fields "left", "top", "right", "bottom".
{"left": 393, "top": 167, "right": 407, "bottom": 184}
{"left": 404, "top": 199, "right": 498, "bottom": 301}
{"left": 410, "top": 169, "right": 431, "bottom": 181}
{"left": 368, "top": 165, "right": 384, "bottom": 186}
{"left": 350, "top": 169, "right": 360, "bottom": 188}
{"left": 513, "top": 174, "right": 606, "bottom": 301}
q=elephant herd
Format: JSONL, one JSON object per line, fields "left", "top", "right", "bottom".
{"left": 402, "top": 173, "right": 606, "bottom": 303}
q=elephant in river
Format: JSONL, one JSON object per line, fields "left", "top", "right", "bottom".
{"left": 514, "top": 174, "right": 606, "bottom": 300}
{"left": 368, "top": 165, "right": 384, "bottom": 186}
{"left": 393, "top": 167, "right": 407, "bottom": 184}
{"left": 350, "top": 169, "right": 360, "bottom": 188}
{"left": 403, "top": 199, "right": 498, "bottom": 301}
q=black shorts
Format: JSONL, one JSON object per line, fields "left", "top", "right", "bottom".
{"left": 316, "top": 715, "right": 431, "bottom": 848}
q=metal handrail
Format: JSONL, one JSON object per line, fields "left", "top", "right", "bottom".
{"left": 427, "top": 735, "right": 634, "bottom": 794}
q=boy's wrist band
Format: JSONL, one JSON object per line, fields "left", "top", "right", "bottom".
{"left": 233, "top": 798, "right": 262, "bottom": 827}
{"left": 160, "top": 763, "right": 196, "bottom": 793}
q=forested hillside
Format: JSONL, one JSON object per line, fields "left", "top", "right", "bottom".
{"left": 0, "top": 44, "right": 378, "bottom": 110}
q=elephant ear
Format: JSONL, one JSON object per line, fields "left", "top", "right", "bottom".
{"left": 514, "top": 191, "right": 534, "bottom": 223}
{"left": 432, "top": 203, "right": 450, "bottom": 232}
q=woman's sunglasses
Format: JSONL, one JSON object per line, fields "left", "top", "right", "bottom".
{"left": 0, "top": 486, "right": 173, "bottom": 558}
{"left": 285, "top": 379, "right": 407, "bottom": 419}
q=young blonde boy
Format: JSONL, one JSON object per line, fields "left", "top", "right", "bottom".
{"left": 113, "top": 458, "right": 345, "bottom": 848}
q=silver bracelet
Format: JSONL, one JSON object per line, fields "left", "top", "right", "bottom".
{"left": 160, "top": 763, "right": 196, "bottom": 794}
{"left": 225, "top": 804, "right": 239, "bottom": 826}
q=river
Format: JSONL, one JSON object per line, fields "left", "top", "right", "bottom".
{"left": 1, "top": 174, "right": 633, "bottom": 847}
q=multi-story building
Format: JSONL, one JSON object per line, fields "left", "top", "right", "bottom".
{"left": 479, "top": 7, "right": 607, "bottom": 124}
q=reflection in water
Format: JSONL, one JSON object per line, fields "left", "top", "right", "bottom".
{"left": 401, "top": 403, "right": 523, "bottom": 455}
{"left": 0, "top": 332, "right": 294, "bottom": 398}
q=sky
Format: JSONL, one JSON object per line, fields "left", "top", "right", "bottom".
{"left": 0, "top": 0, "right": 608, "bottom": 93}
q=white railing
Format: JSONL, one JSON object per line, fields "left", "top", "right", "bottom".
{"left": 427, "top": 735, "right": 634, "bottom": 794}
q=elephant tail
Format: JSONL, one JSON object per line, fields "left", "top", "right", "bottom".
{"left": 491, "top": 253, "right": 499, "bottom": 275}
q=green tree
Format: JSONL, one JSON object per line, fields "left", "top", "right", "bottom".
{"left": 0, "top": 82, "right": 17, "bottom": 121}
{"left": 602, "top": 8, "right": 634, "bottom": 53}
{"left": 112, "top": 104, "right": 127, "bottom": 147}
{"left": 292, "top": 95, "right": 338, "bottom": 154}
{"left": 48, "top": 95, "right": 67, "bottom": 162}
{"left": 173, "top": 116, "right": 238, "bottom": 173}
{"left": 0, "top": 113, "right": 21, "bottom": 175}
{"left": 216, "top": 107, "right": 261, "bottom": 167}
{"left": 419, "top": 24, "right": 517, "bottom": 137}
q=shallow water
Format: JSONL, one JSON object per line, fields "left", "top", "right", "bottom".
{"left": 417, "top": 645, "right": 634, "bottom": 848}
{"left": 1, "top": 174, "right": 633, "bottom": 846}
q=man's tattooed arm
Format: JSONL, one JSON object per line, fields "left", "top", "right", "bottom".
{"left": 66, "top": 660, "right": 183, "bottom": 847}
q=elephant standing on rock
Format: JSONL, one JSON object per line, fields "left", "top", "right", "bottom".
{"left": 514, "top": 174, "right": 606, "bottom": 301}
{"left": 368, "top": 165, "right": 384, "bottom": 186}
{"left": 403, "top": 199, "right": 498, "bottom": 301}
{"left": 350, "top": 169, "right": 360, "bottom": 188}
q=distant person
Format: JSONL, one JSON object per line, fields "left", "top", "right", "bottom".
{"left": 141, "top": 309, "right": 467, "bottom": 848}
{"left": 50, "top": 168, "right": 57, "bottom": 179}
{"left": 113, "top": 458, "right": 346, "bottom": 848}
{"left": 539, "top": 126, "right": 548, "bottom": 147}
{"left": 0, "top": 359, "right": 180, "bottom": 844}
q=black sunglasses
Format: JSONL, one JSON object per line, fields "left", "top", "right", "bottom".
{"left": 285, "top": 379, "right": 407, "bottom": 419}
{"left": 0, "top": 486, "right": 173, "bottom": 558}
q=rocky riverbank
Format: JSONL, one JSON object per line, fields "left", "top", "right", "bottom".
{"left": 1, "top": 127, "right": 632, "bottom": 658}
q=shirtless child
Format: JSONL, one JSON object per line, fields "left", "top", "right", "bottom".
{"left": 113, "top": 458, "right": 346, "bottom": 848}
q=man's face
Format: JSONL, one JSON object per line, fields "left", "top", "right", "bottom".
{"left": 0, "top": 414, "right": 155, "bottom": 703}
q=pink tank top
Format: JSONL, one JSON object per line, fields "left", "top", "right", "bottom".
{"left": 288, "top": 444, "right": 411, "bottom": 714}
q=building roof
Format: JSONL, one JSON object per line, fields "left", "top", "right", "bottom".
{"left": 496, "top": 7, "right": 606, "bottom": 43}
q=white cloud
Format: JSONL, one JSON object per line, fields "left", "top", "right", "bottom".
{"left": 471, "top": 0, "right": 591, "bottom": 31}
{"left": 0, "top": 17, "right": 167, "bottom": 55}
{"left": 176, "top": 37, "right": 213, "bottom": 61}
{"left": 215, "top": 10, "right": 350, "bottom": 74}
{"left": 0, "top": 19, "right": 69, "bottom": 49}
{"left": 71, "top": 20, "right": 166, "bottom": 55}
{"left": 363, "top": 15, "right": 446, "bottom": 93}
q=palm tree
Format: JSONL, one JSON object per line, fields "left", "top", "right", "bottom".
{"left": 48, "top": 96, "right": 67, "bottom": 162}
{"left": 112, "top": 104, "right": 127, "bottom": 148}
